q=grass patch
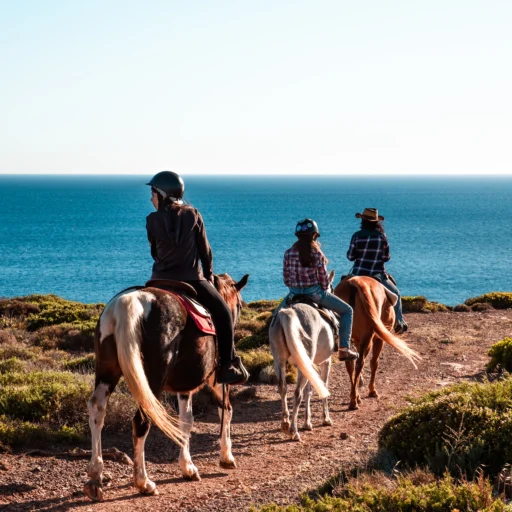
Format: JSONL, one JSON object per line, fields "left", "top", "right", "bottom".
{"left": 240, "top": 348, "right": 274, "bottom": 381}
{"left": 402, "top": 296, "right": 451, "bottom": 313}
{"left": 465, "top": 293, "right": 512, "bottom": 310}
{"left": 378, "top": 378, "right": 512, "bottom": 478}
{"left": 62, "top": 354, "right": 95, "bottom": 372}
{"left": 488, "top": 337, "right": 512, "bottom": 373}
{"left": 254, "top": 471, "right": 511, "bottom": 511}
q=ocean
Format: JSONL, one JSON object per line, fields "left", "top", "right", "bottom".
{"left": 0, "top": 175, "right": 511, "bottom": 306}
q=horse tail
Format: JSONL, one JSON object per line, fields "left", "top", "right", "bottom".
{"left": 279, "top": 309, "right": 330, "bottom": 399}
{"left": 350, "top": 280, "right": 421, "bottom": 368}
{"left": 113, "top": 293, "right": 186, "bottom": 446}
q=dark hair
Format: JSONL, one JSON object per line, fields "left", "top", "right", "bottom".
{"left": 292, "top": 233, "right": 327, "bottom": 267}
{"left": 361, "top": 219, "right": 385, "bottom": 234}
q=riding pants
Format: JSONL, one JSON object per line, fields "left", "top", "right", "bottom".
{"left": 376, "top": 275, "right": 405, "bottom": 326}
{"left": 185, "top": 280, "right": 235, "bottom": 362}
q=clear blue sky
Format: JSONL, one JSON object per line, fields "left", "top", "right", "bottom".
{"left": 1, "top": 1, "right": 511, "bottom": 175}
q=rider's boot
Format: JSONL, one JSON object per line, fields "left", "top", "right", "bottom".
{"left": 394, "top": 320, "right": 408, "bottom": 334}
{"left": 217, "top": 355, "right": 249, "bottom": 385}
{"left": 338, "top": 346, "right": 359, "bottom": 361}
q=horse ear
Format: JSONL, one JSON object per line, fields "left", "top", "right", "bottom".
{"left": 213, "top": 274, "right": 220, "bottom": 289}
{"left": 329, "top": 270, "right": 335, "bottom": 283}
{"left": 235, "top": 274, "right": 249, "bottom": 291}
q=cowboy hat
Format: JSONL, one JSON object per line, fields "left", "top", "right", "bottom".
{"left": 355, "top": 208, "right": 385, "bottom": 221}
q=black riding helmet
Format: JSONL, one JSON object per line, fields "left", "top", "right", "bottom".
{"left": 146, "top": 171, "right": 185, "bottom": 199}
{"left": 295, "top": 218, "right": 320, "bottom": 237}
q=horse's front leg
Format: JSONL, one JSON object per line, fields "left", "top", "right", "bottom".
{"left": 349, "top": 340, "right": 372, "bottom": 410}
{"left": 369, "top": 338, "right": 384, "bottom": 398}
{"left": 302, "top": 382, "right": 313, "bottom": 431}
{"left": 178, "top": 393, "right": 201, "bottom": 480}
{"left": 84, "top": 381, "right": 113, "bottom": 501}
{"left": 132, "top": 408, "right": 158, "bottom": 494}
{"left": 320, "top": 359, "right": 332, "bottom": 426}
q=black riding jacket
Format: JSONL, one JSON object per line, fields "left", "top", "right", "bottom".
{"left": 146, "top": 206, "right": 213, "bottom": 281}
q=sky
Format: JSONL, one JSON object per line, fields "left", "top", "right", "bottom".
{"left": 1, "top": 1, "right": 511, "bottom": 175}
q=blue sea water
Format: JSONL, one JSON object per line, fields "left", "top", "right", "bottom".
{"left": 0, "top": 175, "right": 511, "bottom": 306}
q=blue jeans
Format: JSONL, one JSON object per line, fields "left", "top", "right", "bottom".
{"left": 375, "top": 274, "right": 404, "bottom": 325}
{"left": 285, "top": 285, "right": 353, "bottom": 349}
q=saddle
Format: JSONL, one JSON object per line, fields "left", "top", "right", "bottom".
{"left": 144, "top": 280, "right": 216, "bottom": 336}
{"left": 285, "top": 295, "right": 339, "bottom": 339}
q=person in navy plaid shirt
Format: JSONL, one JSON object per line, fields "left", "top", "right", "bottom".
{"left": 347, "top": 208, "right": 407, "bottom": 333}
{"left": 281, "top": 219, "right": 358, "bottom": 361}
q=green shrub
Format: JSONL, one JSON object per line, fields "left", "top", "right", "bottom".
{"left": 402, "top": 296, "right": 450, "bottom": 313}
{"left": 0, "top": 358, "right": 26, "bottom": 374}
{"left": 465, "top": 293, "right": 512, "bottom": 310}
{"left": 63, "top": 354, "right": 95, "bottom": 372}
{"left": 247, "top": 300, "right": 280, "bottom": 312}
{"left": 471, "top": 302, "right": 495, "bottom": 312}
{"left": 454, "top": 304, "right": 471, "bottom": 312}
{"left": 32, "top": 323, "right": 95, "bottom": 351}
{"left": 379, "top": 379, "right": 512, "bottom": 477}
{"left": 488, "top": 338, "right": 512, "bottom": 373}
{"left": 254, "top": 472, "right": 510, "bottom": 511}
{"left": 240, "top": 349, "right": 274, "bottom": 381}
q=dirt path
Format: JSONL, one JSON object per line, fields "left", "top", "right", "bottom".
{"left": 2, "top": 310, "right": 512, "bottom": 512}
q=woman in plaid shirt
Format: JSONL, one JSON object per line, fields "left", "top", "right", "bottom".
{"left": 282, "top": 219, "right": 358, "bottom": 361}
{"left": 347, "top": 208, "right": 407, "bottom": 333}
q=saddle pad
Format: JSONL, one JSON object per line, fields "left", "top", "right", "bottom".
{"left": 172, "top": 294, "right": 216, "bottom": 336}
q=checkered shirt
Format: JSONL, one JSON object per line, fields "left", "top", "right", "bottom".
{"left": 283, "top": 246, "right": 330, "bottom": 290}
{"left": 347, "top": 229, "right": 390, "bottom": 276}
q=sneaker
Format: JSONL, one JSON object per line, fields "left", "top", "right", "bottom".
{"left": 338, "top": 347, "right": 359, "bottom": 361}
{"left": 217, "top": 356, "right": 249, "bottom": 385}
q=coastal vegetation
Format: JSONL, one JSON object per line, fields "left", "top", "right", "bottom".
{"left": 1, "top": 292, "right": 512, "bottom": 509}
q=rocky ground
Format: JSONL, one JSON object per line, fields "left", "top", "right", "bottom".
{"left": 1, "top": 309, "right": 511, "bottom": 512}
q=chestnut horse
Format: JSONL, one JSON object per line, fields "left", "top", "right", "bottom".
{"left": 334, "top": 276, "right": 420, "bottom": 410}
{"left": 84, "top": 273, "right": 248, "bottom": 501}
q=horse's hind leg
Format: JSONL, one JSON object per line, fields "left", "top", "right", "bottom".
{"left": 132, "top": 408, "right": 158, "bottom": 494}
{"left": 368, "top": 338, "right": 383, "bottom": 398}
{"left": 276, "top": 361, "right": 290, "bottom": 432}
{"left": 178, "top": 393, "right": 201, "bottom": 480}
{"left": 349, "top": 338, "right": 372, "bottom": 410}
{"left": 320, "top": 359, "right": 332, "bottom": 426}
{"left": 209, "top": 377, "right": 236, "bottom": 469}
{"left": 84, "top": 335, "right": 121, "bottom": 502}
{"left": 302, "top": 382, "right": 313, "bottom": 431}
{"left": 289, "top": 371, "right": 307, "bottom": 442}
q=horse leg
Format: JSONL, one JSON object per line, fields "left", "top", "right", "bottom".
{"left": 84, "top": 378, "right": 119, "bottom": 501}
{"left": 302, "top": 382, "right": 313, "bottom": 431}
{"left": 369, "top": 338, "right": 384, "bottom": 398}
{"left": 132, "top": 408, "right": 158, "bottom": 494}
{"left": 349, "top": 338, "right": 372, "bottom": 410}
{"left": 289, "top": 371, "right": 307, "bottom": 441}
{"left": 320, "top": 359, "right": 332, "bottom": 426}
{"left": 209, "top": 377, "right": 237, "bottom": 469}
{"left": 178, "top": 393, "right": 201, "bottom": 481}
{"left": 277, "top": 362, "right": 290, "bottom": 432}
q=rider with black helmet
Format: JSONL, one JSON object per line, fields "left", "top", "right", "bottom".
{"left": 280, "top": 219, "right": 358, "bottom": 361}
{"left": 146, "top": 171, "right": 249, "bottom": 384}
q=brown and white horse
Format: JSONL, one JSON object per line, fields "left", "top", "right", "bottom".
{"left": 84, "top": 273, "right": 248, "bottom": 501}
{"left": 334, "top": 275, "right": 420, "bottom": 410}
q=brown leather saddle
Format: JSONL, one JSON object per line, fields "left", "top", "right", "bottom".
{"left": 145, "top": 279, "right": 198, "bottom": 298}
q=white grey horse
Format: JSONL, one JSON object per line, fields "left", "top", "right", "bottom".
{"left": 269, "top": 275, "right": 335, "bottom": 442}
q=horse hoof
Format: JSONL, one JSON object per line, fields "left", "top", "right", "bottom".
{"left": 281, "top": 421, "right": 291, "bottom": 433}
{"left": 303, "top": 423, "right": 313, "bottom": 431}
{"left": 323, "top": 418, "right": 333, "bottom": 426}
{"left": 369, "top": 391, "right": 379, "bottom": 398}
{"left": 184, "top": 470, "right": 201, "bottom": 482}
{"left": 138, "top": 480, "right": 159, "bottom": 495}
{"left": 220, "top": 459, "right": 237, "bottom": 470}
{"left": 83, "top": 480, "right": 104, "bottom": 502}
{"left": 291, "top": 432, "right": 301, "bottom": 442}
{"left": 348, "top": 403, "right": 359, "bottom": 411}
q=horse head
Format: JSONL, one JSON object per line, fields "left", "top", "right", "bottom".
{"left": 213, "top": 273, "right": 249, "bottom": 325}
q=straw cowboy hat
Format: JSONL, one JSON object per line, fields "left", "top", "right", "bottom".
{"left": 355, "top": 208, "right": 385, "bottom": 221}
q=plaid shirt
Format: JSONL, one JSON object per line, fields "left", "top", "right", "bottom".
{"left": 347, "top": 229, "right": 390, "bottom": 276}
{"left": 283, "top": 246, "right": 330, "bottom": 290}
